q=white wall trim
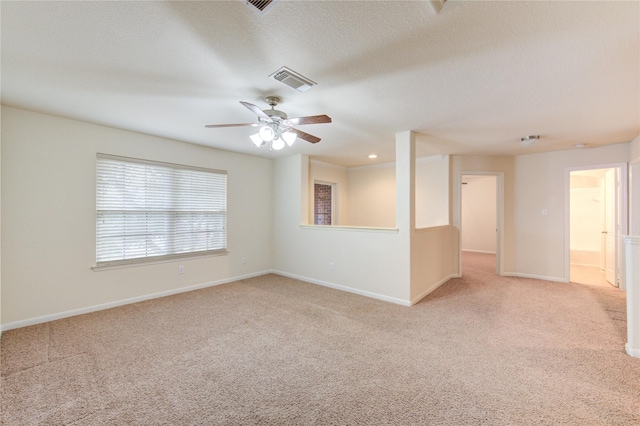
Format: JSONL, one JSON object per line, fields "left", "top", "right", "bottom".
{"left": 1, "top": 270, "right": 271, "bottom": 332}
{"left": 415, "top": 224, "right": 451, "bottom": 234}
{"left": 416, "top": 154, "right": 447, "bottom": 164}
{"left": 299, "top": 224, "right": 399, "bottom": 234}
{"left": 309, "top": 159, "right": 348, "bottom": 170}
{"left": 625, "top": 343, "right": 640, "bottom": 358}
{"left": 348, "top": 155, "right": 446, "bottom": 171}
{"left": 410, "top": 273, "right": 458, "bottom": 306}
{"left": 272, "top": 270, "right": 412, "bottom": 306}
{"left": 502, "top": 272, "right": 567, "bottom": 283}
{"left": 462, "top": 249, "right": 497, "bottom": 254}
{"left": 349, "top": 160, "right": 396, "bottom": 171}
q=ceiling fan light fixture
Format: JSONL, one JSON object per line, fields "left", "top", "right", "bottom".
{"left": 250, "top": 132, "right": 264, "bottom": 147}
{"left": 205, "top": 96, "right": 330, "bottom": 148}
{"left": 259, "top": 125, "right": 275, "bottom": 142}
{"left": 282, "top": 131, "right": 297, "bottom": 146}
{"left": 271, "top": 138, "right": 285, "bottom": 151}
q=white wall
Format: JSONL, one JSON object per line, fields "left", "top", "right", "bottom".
{"left": 416, "top": 156, "right": 450, "bottom": 228}
{"left": 271, "top": 134, "right": 456, "bottom": 306}
{"left": 631, "top": 134, "right": 640, "bottom": 162}
{"left": 513, "top": 143, "right": 629, "bottom": 281}
{"left": 308, "top": 160, "right": 348, "bottom": 225}
{"left": 1, "top": 106, "right": 273, "bottom": 327}
{"left": 272, "top": 154, "right": 411, "bottom": 304}
{"left": 0, "top": 106, "right": 3, "bottom": 334}
{"left": 630, "top": 135, "right": 640, "bottom": 235}
{"left": 461, "top": 175, "right": 497, "bottom": 253}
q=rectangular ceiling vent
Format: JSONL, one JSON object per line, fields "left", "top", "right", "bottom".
{"left": 269, "top": 66, "right": 317, "bottom": 92}
{"left": 244, "top": 0, "right": 279, "bottom": 16}
{"left": 429, "top": 0, "right": 448, "bottom": 14}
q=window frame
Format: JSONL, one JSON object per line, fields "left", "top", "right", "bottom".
{"left": 94, "top": 154, "right": 228, "bottom": 269}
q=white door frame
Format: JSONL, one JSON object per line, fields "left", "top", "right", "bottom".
{"left": 564, "top": 163, "right": 628, "bottom": 285}
{"left": 456, "top": 171, "right": 505, "bottom": 276}
{"left": 630, "top": 157, "right": 640, "bottom": 235}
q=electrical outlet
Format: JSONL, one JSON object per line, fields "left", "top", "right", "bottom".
{"left": 329, "top": 262, "right": 334, "bottom": 271}
{"left": 178, "top": 265, "right": 184, "bottom": 274}
{"left": 241, "top": 257, "right": 247, "bottom": 265}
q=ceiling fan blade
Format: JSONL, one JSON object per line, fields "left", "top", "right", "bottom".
{"left": 239, "top": 101, "right": 271, "bottom": 121}
{"left": 286, "top": 115, "right": 332, "bottom": 126}
{"left": 204, "top": 123, "right": 261, "bottom": 128}
{"left": 291, "top": 128, "right": 321, "bottom": 144}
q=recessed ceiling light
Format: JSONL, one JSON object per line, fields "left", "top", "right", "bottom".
{"left": 574, "top": 143, "right": 587, "bottom": 148}
{"left": 368, "top": 154, "right": 378, "bottom": 159}
{"left": 521, "top": 135, "right": 540, "bottom": 147}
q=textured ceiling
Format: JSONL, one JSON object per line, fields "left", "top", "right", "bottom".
{"left": 1, "top": 0, "right": 639, "bottom": 167}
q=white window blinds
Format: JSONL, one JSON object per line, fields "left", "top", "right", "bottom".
{"left": 96, "top": 154, "right": 227, "bottom": 266}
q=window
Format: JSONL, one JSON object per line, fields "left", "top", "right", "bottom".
{"left": 314, "top": 182, "right": 334, "bottom": 225}
{"left": 96, "top": 154, "right": 227, "bottom": 267}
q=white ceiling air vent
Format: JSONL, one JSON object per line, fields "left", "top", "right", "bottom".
{"left": 521, "top": 135, "right": 540, "bottom": 147}
{"left": 244, "top": 0, "right": 279, "bottom": 16}
{"left": 429, "top": 0, "right": 448, "bottom": 14}
{"left": 269, "top": 66, "right": 316, "bottom": 92}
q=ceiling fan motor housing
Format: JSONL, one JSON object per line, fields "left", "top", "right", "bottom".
{"left": 262, "top": 96, "right": 288, "bottom": 122}
{"left": 263, "top": 109, "right": 287, "bottom": 121}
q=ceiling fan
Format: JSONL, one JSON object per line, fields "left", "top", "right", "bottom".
{"left": 205, "top": 96, "right": 331, "bottom": 150}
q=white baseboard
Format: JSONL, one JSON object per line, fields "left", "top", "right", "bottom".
{"left": 410, "top": 273, "right": 459, "bottom": 306}
{"left": 626, "top": 343, "right": 640, "bottom": 358}
{"left": 570, "top": 262, "right": 603, "bottom": 268}
{"left": 1, "top": 270, "right": 271, "bottom": 332}
{"left": 462, "top": 249, "right": 496, "bottom": 254}
{"left": 502, "top": 272, "right": 567, "bottom": 283}
{"left": 271, "top": 270, "right": 412, "bottom": 306}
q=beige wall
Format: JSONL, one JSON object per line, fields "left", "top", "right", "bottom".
{"left": 347, "top": 165, "right": 396, "bottom": 227}
{"left": 1, "top": 106, "right": 273, "bottom": 327}
{"left": 513, "top": 143, "right": 629, "bottom": 281}
{"left": 346, "top": 155, "right": 449, "bottom": 228}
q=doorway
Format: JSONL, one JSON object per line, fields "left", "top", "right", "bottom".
{"left": 459, "top": 173, "right": 503, "bottom": 276}
{"left": 567, "top": 165, "right": 627, "bottom": 288}
{"left": 313, "top": 181, "right": 336, "bottom": 225}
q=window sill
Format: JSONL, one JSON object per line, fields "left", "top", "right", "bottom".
{"left": 91, "top": 250, "right": 229, "bottom": 272}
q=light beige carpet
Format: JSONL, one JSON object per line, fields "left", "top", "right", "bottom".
{"left": 2, "top": 252, "right": 639, "bottom": 425}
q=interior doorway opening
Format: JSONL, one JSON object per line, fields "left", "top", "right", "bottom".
{"left": 461, "top": 174, "right": 498, "bottom": 275}
{"left": 568, "top": 167, "right": 624, "bottom": 288}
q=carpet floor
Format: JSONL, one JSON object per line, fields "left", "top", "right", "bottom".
{"left": 2, "top": 252, "right": 639, "bottom": 425}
